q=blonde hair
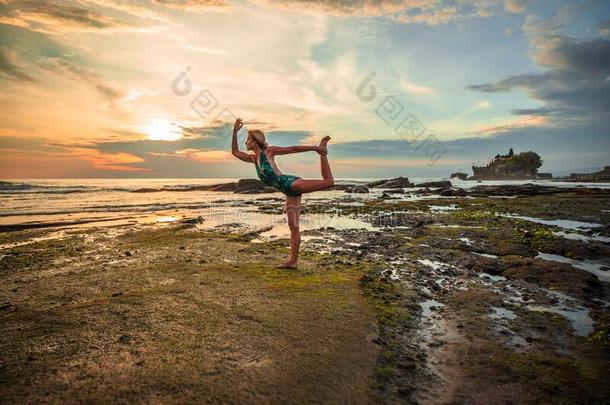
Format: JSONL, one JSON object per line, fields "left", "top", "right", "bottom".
{"left": 248, "top": 129, "right": 268, "bottom": 148}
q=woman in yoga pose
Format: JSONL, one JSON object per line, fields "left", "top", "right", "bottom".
{"left": 231, "top": 118, "right": 334, "bottom": 269}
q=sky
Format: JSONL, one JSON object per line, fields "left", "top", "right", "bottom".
{"left": 0, "top": 0, "right": 608, "bottom": 179}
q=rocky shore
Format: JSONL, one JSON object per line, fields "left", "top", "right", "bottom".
{"left": 1, "top": 183, "right": 609, "bottom": 403}
{"left": 130, "top": 176, "right": 608, "bottom": 198}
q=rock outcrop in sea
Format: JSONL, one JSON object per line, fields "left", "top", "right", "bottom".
{"left": 468, "top": 148, "right": 547, "bottom": 180}
{"left": 563, "top": 166, "right": 610, "bottom": 182}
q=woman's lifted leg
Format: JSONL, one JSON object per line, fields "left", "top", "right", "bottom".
{"left": 290, "top": 136, "right": 334, "bottom": 194}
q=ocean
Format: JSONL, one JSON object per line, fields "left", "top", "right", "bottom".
{"left": 1, "top": 178, "right": 607, "bottom": 232}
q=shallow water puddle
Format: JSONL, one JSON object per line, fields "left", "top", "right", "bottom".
{"left": 156, "top": 216, "right": 179, "bottom": 223}
{"left": 471, "top": 252, "right": 498, "bottom": 259}
{"left": 417, "top": 259, "right": 455, "bottom": 271}
{"left": 420, "top": 299, "right": 445, "bottom": 318}
{"left": 475, "top": 270, "right": 595, "bottom": 338}
{"left": 382, "top": 268, "right": 401, "bottom": 281}
{"left": 428, "top": 204, "right": 459, "bottom": 213}
{"left": 261, "top": 214, "right": 378, "bottom": 238}
{"left": 498, "top": 213, "right": 603, "bottom": 231}
{"left": 430, "top": 224, "right": 486, "bottom": 229}
{"left": 487, "top": 306, "right": 517, "bottom": 320}
{"left": 477, "top": 272, "right": 506, "bottom": 282}
{"left": 536, "top": 252, "right": 610, "bottom": 282}
{"left": 526, "top": 288, "right": 595, "bottom": 337}
{"left": 494, "top": 324, "right": 528, "bottom": 348}
{"left": 458, "top": 237, "right": 472, "bottom": 245}
{"left": 527, "top": 304, "right": 594, "bottom": 337}
{"left": 553, "top": 230, "right": 610, "bottom": 244}
{"left": 508, "top": 334, "right": 528, "bottom": 347}
{"left": 196, "top": 207, "right": 378, "bottom": 239}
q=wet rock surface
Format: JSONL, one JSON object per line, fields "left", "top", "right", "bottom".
{"left": 414, "top": 180, "right": 452, "bottom": 188}
{"left": 465, "top": 183, "right": 579, "bottom": 197}
{"left": 300, "top": 186, "right": 610, "bottom": 404}
{"left": 1, "top": 184, "right": 609, "bottom": 404}
{"left": 345, "top": 185, "right": 370, "bottom": 194}
{"left": 367, "top": 177, "right": 414, "bottom": 188}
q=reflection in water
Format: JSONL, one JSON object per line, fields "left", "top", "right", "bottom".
{"left": 553, "top": 230, "right": 610, "bottom": 244}
{"left": 536, "top": 252, "right": 610, "bottom": 282}
{"left": 156, "top": 216, "right": 179, "bottom": 223}
{"left": 498, "top": 213, "right": 602, "bottom": 231}
{"left": 487, "top": 306, "right": 517, "bottom": 320}
{"left": 420, "top": 299, "right": 445, "bottom": 318}
{"left": 527, "top": 304, "right": 594, "bottom": 337}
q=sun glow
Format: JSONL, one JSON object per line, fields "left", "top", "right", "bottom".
{"left": 145, "top": 120, "right": 181, "bottom": 141}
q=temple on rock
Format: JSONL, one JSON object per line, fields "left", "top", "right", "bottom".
{"left": 470, "top": 149, "right": 546, "bottom": 180}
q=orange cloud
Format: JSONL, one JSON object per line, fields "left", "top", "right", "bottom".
{"left": 73, "top": 148, "right": 147, "bottom": 171}
{"left": 471, "top": 115, "right": 548, "bottom": 136}
{"left": 0, "top": 0, "right": 134, "bottom": 34}
{"left": 150, "top": 148, "right": 234, "bottom": 163}
{"left": 151, "top": 0, "right": 227, "bottom": 12}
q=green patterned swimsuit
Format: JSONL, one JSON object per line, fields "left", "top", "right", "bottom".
{"left": 255, "top": 147, "right": 302, "bottom": 197}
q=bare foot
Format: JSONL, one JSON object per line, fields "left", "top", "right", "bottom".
{"left": 318, "top": 135, "right": 331, "bottom": 155}
{"left": 276, "top": 260, "right": 298, "bottom": 269}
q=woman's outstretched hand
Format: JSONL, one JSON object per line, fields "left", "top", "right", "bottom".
{"left": 233, "top": 118, "right": 243, "bottom": 133}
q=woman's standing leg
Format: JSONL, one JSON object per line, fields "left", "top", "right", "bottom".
{"left": 277, "top": 195, "right": 301, "bottom": 269}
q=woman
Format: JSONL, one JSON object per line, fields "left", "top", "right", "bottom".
{"left": 231, "top": 118, "right": 334, "bottom": 269}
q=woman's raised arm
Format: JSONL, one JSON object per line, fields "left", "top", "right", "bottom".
{"left": 231, "top": 118, "right": 254, "bottom": 163}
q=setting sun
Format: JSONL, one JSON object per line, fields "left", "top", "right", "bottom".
{"left": 144, "top": 120, "right": 181, "bottom": 141}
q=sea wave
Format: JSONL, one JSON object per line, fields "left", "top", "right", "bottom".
{"left": 0, "top": 179, "right": 365, "bottom": 194}
{"left": 0, "top": 201, "right": 240, "bottom": 218}
{"left": 0, "top": 181, "right": 115, "bottom": 194}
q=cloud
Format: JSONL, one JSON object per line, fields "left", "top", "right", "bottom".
{"left": 467, "top": 11, "right": 610, "bottom": 131}
{"left": 74, "top": 148, "right": 147, "bottom": 171}
{"left": 257, "top": 0, "right": 435, "bottom": 15}
{"left": 255, "top": 0, "right": 489, "bottom": 26}
{"left": 534, "top": 36, "right": 610, "bottom": 75}
{"left": 83, "top": 0, "right": 179, "bottom": 25}
{"left": 395, "top": 5, "right": 457, "bottom": 25}
{"left": 399, "top": 75, "right": 435, "bottom": 95}
{"left": 470, "top": 115, "right": 547, "bottom": 135}
{"left": 150, "top": 148, "right": 233, "bottom": 163}
{"left": 179, "top": 123, "right": 232, "bottom": 139}
{"left": 503, "top": 0, "right": 524, "bottom": 14}
{"left": 0, "top": 136, "right": 148, "bottom": 174}
{"left": 327, "top": 125, "right": 609, "bottom": 176}
{"left": 0, "top": 46, "right": 34, "bottom": 82}
{"left": 151, "top": 0, "right": 227, "bottom": 11}
{"left": 0, "top": 0, "right": 133, "bottom": 33}
{"left": 49, "top": 140, "right": 147, "bottom": 171}
{"left": 37, "top": 57, "right": 124, "bottom": 105}
{"left": 472, "top": 100, "right": 491, "bottom": 110}
{"left": 3, "top": 120, "right": 608, "bottom": 178}
{"left": 510, "top": 107, "right": 558, "bottom": 116}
